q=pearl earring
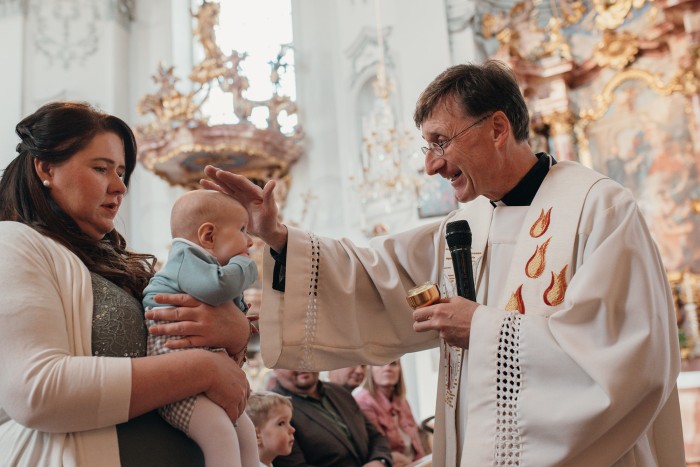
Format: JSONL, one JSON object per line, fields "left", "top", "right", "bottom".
{"left": 42, "top": 180, "right": 50, "bottom": 187}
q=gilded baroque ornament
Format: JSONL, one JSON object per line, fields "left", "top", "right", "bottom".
{"left": 592, "top": 0, "right": 647, "bottom": 30}
{"left": 574, "top": 58, "right": 700, "bottom": 165}
{"left": 594, "top": 30, "right": 639, "bottom": 70}
{"left": 542, "top": 110, "right": 575, "bottom": 137}
{"left": 135, "top": 1, "right": 303, "bottom": 193}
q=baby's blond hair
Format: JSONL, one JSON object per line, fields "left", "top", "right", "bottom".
{"left": 246, "top": 391, "right": 293, "bottom": 428}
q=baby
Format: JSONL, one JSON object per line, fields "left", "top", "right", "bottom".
{"left": 246, "top": 391, "right": 295, "bottom": 467}
{"left": 143, "top": 190, "right": 258, "bottom": 467}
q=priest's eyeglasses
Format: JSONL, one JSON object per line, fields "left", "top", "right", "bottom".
{"left": 420, "top": 113, "right": 493, "bottom": 157}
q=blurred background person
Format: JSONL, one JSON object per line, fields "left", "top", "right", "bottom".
{"left": 355, "top": 360, "right": 426, "bottom": 467}
{"left": 327, "top": 365, "right": 367, "bottom": 393}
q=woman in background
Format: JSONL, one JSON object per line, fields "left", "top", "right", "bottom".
{"left": 354, "top": 360, "right": 426, "bottom": 467}
{"left": 0, "top": 101, "right": 250, "bottom": 466}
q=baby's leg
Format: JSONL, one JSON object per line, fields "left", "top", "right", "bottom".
{"left": 188, "top": 394, "right": 242, "bottom": 467}
{"left": 235, "top": 412, "right": 260, "bottom": 467}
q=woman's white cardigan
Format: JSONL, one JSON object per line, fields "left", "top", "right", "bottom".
{"left": 0, "top": 221, "right": 132, "bottom": 466}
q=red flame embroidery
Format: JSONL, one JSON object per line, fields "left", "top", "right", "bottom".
{"left": 526, "top": 237, "right": 551, "bottom": 279}
{"left": 529, "top": 207, "right": 552, "bottom": 238}
{"left": 543, "top": 265, "right": 568, "bottom": 306}
{"left": 505, "top": 284, "right": 525, "bottom": 314}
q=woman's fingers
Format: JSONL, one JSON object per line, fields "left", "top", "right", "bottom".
{"left": 153, "top": 292, "right": 200, "bottom": 308}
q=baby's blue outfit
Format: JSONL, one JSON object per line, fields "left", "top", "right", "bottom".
{"left": 142, "top": 238, "right": 258, "bottom": 433}
{"left": 143, "top": 238, "right": 257, "bottom": 310}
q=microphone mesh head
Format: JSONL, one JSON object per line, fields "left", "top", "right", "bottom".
{"left": 446, "top": 220, "right": 472, "bottom": 249}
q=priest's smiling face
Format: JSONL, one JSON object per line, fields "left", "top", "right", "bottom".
{"left": 420, "top": 97, "right": 517, "bottom": 203}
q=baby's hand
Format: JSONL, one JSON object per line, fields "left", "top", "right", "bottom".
{"left": 247, "top": 314, "right": 259, "bottom": 334}
{"left": 231, "top": 321, "right": 257, "bottom": 367}
{"left": 231, "top": 345, "right": 247, "bottom": 367}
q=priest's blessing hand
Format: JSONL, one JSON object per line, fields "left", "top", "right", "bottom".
{"left": 201, "top": 165, "right": 288, "bottom": 253}
{"left": 412, "top": 296, "right": 478, "bottom": 349}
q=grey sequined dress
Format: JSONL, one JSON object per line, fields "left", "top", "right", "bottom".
{"left": 90, "top": 273, "right": 203, "bottom": 466}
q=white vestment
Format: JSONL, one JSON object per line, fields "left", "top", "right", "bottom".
{"left": 259, "top": 161, "right": 685, "bottom": 466}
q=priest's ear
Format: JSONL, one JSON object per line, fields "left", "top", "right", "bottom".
{"left": 491, "top": 111, "right": 510, "bottom": 149}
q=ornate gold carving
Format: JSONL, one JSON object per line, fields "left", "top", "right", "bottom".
{"left": 482, "top": 12, "right": 498, "bottom": 40}
{"left": 561, "top": 1, "right": 587, "bottom": 25}
{"left": 542, "top": 111, "right": 575, "bottom": 137}
{"left": 593, "top": 0, "right": 647, "bottom": 31}
{"left": 136, "top": 64, "right": 201, "bottom": 135}
{"left": 575, "top": 47, "right": 700, "bottom": 167}
{"left": 594, "top": 30, "right": 639, "bottom": 70}
{"left": 138, "top": 125, "right": 301, "bottom": 189}
{"left": 481, "top": 0, "right": 649, "bottom": 64}
{"left": 578, "top": 68, "right": 679, "bottom": 123}
{"left": 135, "top": 1, "right": 303, "bottom": 192}
{"left": 692, "top": 197, "right": 700, "bottom": 214}
{"left": 541, "top": 17, "right": 572, "bottom": 61}
{"left": 674, "top": 45, "right": 700, "bottom": 97}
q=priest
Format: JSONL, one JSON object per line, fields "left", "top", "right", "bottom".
{"left": 152, "top": 60, "right": 685, "bottom": 466}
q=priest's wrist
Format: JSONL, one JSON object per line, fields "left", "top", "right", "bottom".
{"left": 267, "top": 223, "right": 289, "bottom": 254}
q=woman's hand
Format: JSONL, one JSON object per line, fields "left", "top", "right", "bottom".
{"left": 130, "top": 349, "right": 250, "bottom": 422}
{"left": 145, "top": 293, "right": 250, "bottom": 356}
{"left": 202, "top": 350, "right": 251, "bottom": 420}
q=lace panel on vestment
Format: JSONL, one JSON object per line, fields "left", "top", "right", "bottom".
{"left": 299, "top": 233, "right": 320, "bottom": 370}
{"left": 494, "top": 311, "right": 523, "bottom": 465}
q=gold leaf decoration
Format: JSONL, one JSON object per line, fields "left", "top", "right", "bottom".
{"left": 594, "top": 30, "right": 639, "bottom": 70}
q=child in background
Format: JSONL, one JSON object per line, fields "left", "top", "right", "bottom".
{"left": 246, "top": 391, "right": 295, "bottom": 467}
{"left": 143, "top": 190, "right": 259, "bottom": 467}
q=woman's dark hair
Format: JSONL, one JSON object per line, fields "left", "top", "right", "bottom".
{"left": 413, "top": 60, "right": 531, "bottom": 142}
{"left": 0, "top": 101, "right": 156, "bottom": 298}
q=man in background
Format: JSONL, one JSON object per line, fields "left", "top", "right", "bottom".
{"left": 271, "top": 369, "right": 392, "bottom": 466}
{"left": 327, "top": 365, "right": 367, "bottom": 393}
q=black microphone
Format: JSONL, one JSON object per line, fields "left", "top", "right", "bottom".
{"left": 445, "top": 220, "right": 476, "bottom": 301}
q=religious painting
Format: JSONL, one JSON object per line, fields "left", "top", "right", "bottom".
{"left": 417, "top": 171, "right": 459, "bottom": 218}
{"left": 574, "top": 61, "right": 700, "bottom": 273}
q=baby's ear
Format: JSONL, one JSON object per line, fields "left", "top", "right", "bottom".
{"left": 256, "top": 427, "right": 263, "bottom": 447}
{"left": 198, "top": 222, "right": 216, "bottom": 248}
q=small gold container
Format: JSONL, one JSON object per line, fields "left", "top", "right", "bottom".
{"left": 406, "top": 282, "right": 440, "bottom": 310}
